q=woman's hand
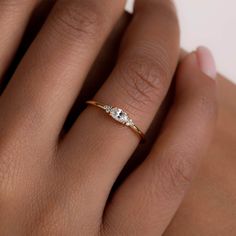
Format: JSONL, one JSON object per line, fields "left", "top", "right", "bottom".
{"left": 0, "top": 0, "right": 217, "bottom": 235}
{"left": 164, "top": 75, "right": 236, "bottom": 236}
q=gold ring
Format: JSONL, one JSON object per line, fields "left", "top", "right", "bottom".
{"left": 86, "top": 100, "right": 145, "bottom": 141}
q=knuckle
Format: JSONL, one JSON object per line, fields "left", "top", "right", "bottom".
{"left": 52, "top": 1, "right": 104, "bottom": 41}
{"left": 166, "top": 156, "right": 192, "bottom": 190}
{"left": 116, "top": 54, "right": 170, "bottom": 110}
{"left": 157, "top": 149, "right": 193, "bottom": 198}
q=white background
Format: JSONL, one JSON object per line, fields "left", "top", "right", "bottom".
{"left": 126, "top": 0, "right": 236, "bottom": 83}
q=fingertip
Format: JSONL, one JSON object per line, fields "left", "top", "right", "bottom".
{"left": 180, "top": 51, "right": 198, "bottom": 71}
{"left": 177, "top": 48, "right": 217, "bottom": 88}
{"left": 176, "top": 50, "right": 218, "bottom": 122}
{"left": 196, "top": 46, "right": 217, "bottom": 79}
{"left": 175, "top": 49, "right": 217, "bottom": 116}
{"left": 179, "top": 47, "right": 217, "bottom": 80}
{"left": 176, "top": 51, "right": 199, "bottom": 90}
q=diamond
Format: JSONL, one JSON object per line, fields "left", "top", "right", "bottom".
{"left": 126, "top": 118, "right": 134, "bottom": 127}
{"left": 104, "top": 105, "right": 112, "bottom": 113}
{"left": 110, "top": 107, "right": 129, "bottom": 124}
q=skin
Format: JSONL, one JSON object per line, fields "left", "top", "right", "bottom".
{"left": 0, "top": 0, "right": 234, "bottom": 235}
{"left": 164, "top": 76, "right": 236, "bottom": 236}
{"left": 101, "top": 17, "right": 236, "bottom": 234}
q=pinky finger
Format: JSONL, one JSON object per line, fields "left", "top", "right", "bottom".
{"left": 102, "top": 47, "right": 217, "bottom": 235}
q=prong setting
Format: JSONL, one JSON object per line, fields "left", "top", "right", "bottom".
{"left": 106, "top": 107, "right": 134, "bottom": 127}
{"left": 86, "top": 100, "right": 144, "bottom": 140}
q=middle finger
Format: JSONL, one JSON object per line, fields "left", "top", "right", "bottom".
{"left": 0, "top": 0, "right": 126, "bottom": 144}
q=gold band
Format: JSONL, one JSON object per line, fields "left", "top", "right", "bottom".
{"left": 86, "top": 100, "right": 145, "bottom": 141}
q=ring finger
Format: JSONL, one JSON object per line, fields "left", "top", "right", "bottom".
{"left": 61, "top": 0, "right": 180, "bottom": 211}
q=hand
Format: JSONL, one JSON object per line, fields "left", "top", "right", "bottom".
{"left": 0, "top": 0, "right": 217, "bottom": 235}
{"left": 164, "top": 75, "right": 236, "bottom": 236}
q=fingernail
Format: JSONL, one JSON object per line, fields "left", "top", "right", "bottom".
{"left": 196, "top": 46, "right": 217, "bottom": 79}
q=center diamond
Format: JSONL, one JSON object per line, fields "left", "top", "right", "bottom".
{"left": 110, "top": 107, "right": 129, "bottom": 124}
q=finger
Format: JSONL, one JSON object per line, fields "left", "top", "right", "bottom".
{"left": 61, "top": 0, "right": 180, "bottom": 210}
{"left": 112, "top": 48, "right": 198, "bottom": 188}
{"left": 0, "top": 0, "right": 126, "bottom": 142}
{"left": 103, "top": 48, "right": 217, "bottom": 235}
{"left": 0, "top": 0, "right": 55, "bottom": 85}
{"left": 63, "top": 12, "right": 131, "bottom": 134}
